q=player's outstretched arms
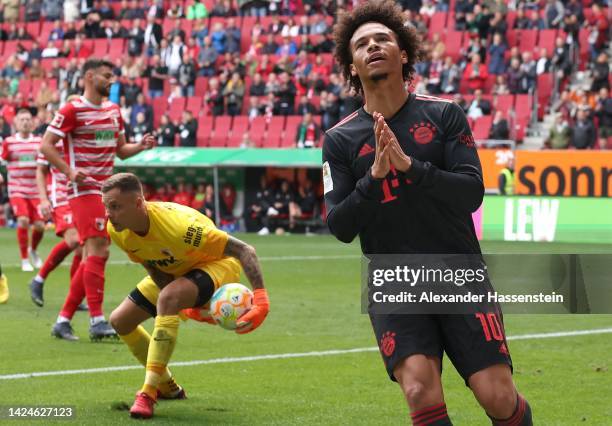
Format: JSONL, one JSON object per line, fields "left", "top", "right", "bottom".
{"left": 223, "top": 236, "right": 269, "bottom": 334}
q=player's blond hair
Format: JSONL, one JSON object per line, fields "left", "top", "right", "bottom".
{"left": 101, "top": 173, "right": 143, "bottom": 195}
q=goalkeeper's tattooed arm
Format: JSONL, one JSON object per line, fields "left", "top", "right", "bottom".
{"left": 142, "top": 264, "right": 175, "bottom": 289}
{"left": 223, "top": 236, "right": 264, "bottom": 290}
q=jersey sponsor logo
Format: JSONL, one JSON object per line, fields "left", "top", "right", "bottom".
{"left": 63, "top": 214, "right": 72, "bottom": 224}
{"left": 459, "top": 133, "right": 476, "bottom": 148}
{"left": 409, "top": 122, "right": 436, "bottom": 145}
{"left": 50, "top": 112, "right": 65, "bottom": 128}
{"left": 380, "top": 331, "right": 396, "bottom": 357}
{"left": 322, "top": 161, "right": 333, "bottom": 194}
{"left": 183, "top": 225, "right": 203, "bottom": 247}
{"left": 95, "top": 130, "right": 115, "bottom": 140}
{"left": 358, "top": 143, "right": 375, "bottom": 157}
{"left": 147, "top": 256, "right": 177, "bottom": 268}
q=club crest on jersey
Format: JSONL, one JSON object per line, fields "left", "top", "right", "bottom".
{"left": 50, "top": 112, "right": 64, "bottom": 128}
{"left": 95, "top": 218, "right": 106, "bottom": 231}
{"left": 380, "top": 331, "right": 396, "bottom": 357}
{"left": 409, "top": 122, "right": 436, "bottom": 145}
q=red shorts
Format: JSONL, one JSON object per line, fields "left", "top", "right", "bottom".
{"left": 10, "top": 197, "right": 42, "bottom": 222}
{"left": 69, "top": 194, "right": 108, "bottom": 244}
{"left": 53, "top": 204, "right": 77, "bottom": 238}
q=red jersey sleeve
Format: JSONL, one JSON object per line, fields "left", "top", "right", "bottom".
{"left": 47, "top": 102, "right": 77, "bottom": 138}
{"left": 116, "top": 105, "right": 126, "bottom": 135}
{"left": 0, "top": 139, "right": 8, "bottom": 161}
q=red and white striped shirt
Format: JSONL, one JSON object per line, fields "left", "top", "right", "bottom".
{"left": 37, "top": 142, "right": 69, "bottom": 208}
{"left": 0, "top": 133, "right": 42, "bottom": 199}
{"left": 46, "top": 96, "right": 125, "bottom": 199}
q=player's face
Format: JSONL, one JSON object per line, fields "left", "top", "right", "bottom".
{"left": 349, "top": 22, "right": 407, "bottom": 84}
{"left": 15, "top": 112, "right": 33, "bottom": 133}
{"left": 92, "top": 66, "right": 114, "bottom": 97}
{"left": 103, "top": 188, "right": 142, "bottom": 232}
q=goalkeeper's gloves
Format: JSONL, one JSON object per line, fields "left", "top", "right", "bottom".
{"left": 180, "top": 307, "right": 217, "bottom": 325}
{"left": 235, "top": 288, "right": 270, "bottom": 334}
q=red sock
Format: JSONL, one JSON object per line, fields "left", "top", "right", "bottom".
{"left": 411, "top": 403, "right": 452, "bottom": 426}
{"left": 70, "top": 253, "right": 82, "bottom": 279}
{"left": 31, "top": 228, "right": 44, "bottom": 251}
{"left": 83, "top": 255, "right": 107, "bottom": 317}
{"left": 38, "top": 240, "right": 72, "bottom": 280}
{"left": 59, "top": 262, "right": 86, "bottom": 320}
{"left": 17, "top": 227, "right": 28, "bottom": 259}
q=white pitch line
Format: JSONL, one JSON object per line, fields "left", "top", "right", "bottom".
{"left": 1, "top": 327, "right": 611, "bottom": 381}
{"left": 1, "top": 254, "right": 361, "bottom": 268}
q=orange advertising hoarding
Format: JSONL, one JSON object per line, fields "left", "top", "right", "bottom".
{"left": 478, "top": 148, "right": 514, "bottom": 190}
{"left": 514, "top": 151, "right": 612, "bottom": 197}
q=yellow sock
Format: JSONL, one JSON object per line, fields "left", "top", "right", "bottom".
{"left": 141, "top": 315, "right": 179, "bottom": 399}
{"left": 119, "top": 325, "right": 173, "bottom": 384}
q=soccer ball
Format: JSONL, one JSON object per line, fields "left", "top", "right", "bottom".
{"left": 209, "top": 283, "right": 253, "bottom": 330}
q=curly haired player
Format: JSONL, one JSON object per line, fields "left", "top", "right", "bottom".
{"left": 323, "top": 2, "right": 532, "bottom": 425}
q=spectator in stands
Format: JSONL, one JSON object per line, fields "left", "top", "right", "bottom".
{"left": 240, "top": 132, "right": 255, "bottom": 148}
{"left": 119, "top": 95, "right": 132, "bottom": 128}
{"left": 570, "top": 106, "right": 596, "bottom": 149}
{"left": 314, "top": 32, "right": 334, "bottom": 54}
{"left": 178, "top": 110, "right": 198, "bottom": 147}
{"left": 191, "top": 183, "right": 206, "bottom": 210}
{"left": 197, "top": 36, "right": 218, "bottom": 77}
{"left": 143, "top": 15, "right": 163, "bottom": 56}
{"left": 130, "top": 93, "right": 153, "bottom": 129}
{"left": 536, "top": 48, "right": 551, "bottom": 75}
{"left": 453, "top": 93, "right": 468, "bottom": 113}
{"left": 463, "top": 53, "right": 488, "bottom": 93}
{"left": 275, "top": 72, "right": 297, "bottom": 115}
{"left": 295, "top": 112, "right": 320, "bottom": 148}
{"left": 178, "top": 56, "right": 197, "bottom": 97}
{"left": 247, "top": 176, "right": 273, "bottom": 235}
{"left": 498, "top": 157, "right": 515, "bottom": 195}
{"left": 240, "top": 0, "right": 268, "bottom": 18}
{"left": 519, "top": 51, "right": 537, "bottom": 93}
{"left": 311, "top": 14, "right": 328, "bottom": 35}
{"left": 127, "top": 18, "right": 145, "bottom": 57}
{"left": 269, "top": 180, "right": 294, "bottom": 234}
{"left": 9, "top": 24, "right": 33, "bottom": 41}
{"left": 296, "top": 95, "right": 317, "bottom": 115}
{"left": 25, "top": 0, "right": 42, "bottom": 21}
{"left": 492, "top": 75, "right": 510, "bottom": 95}
{"left": 123, "top": 76, "right": 142, "bottom": 106}
{"left": 506, "top": 58, "right": 522, "bottom": 95}
{"left": 200, "top": 184, "right": 215, "bottom": 220}
{"left": 128, "top": 0, "right": 146, "bottom": 19}
{"left": 488, "top": 111, "right": 510, "bottom": 140}
{"left": 320, "top": 91, "right": 340, "bottom": 131}
{"left": 425, "top": 50, "right": 444, "bottom": 94}
{"left": 439, "top": 56, "right": 459, "bottom": 94}
{"left": 594, "top": 88, "right": 612, "bottom": 149}
{"left": 96, "top": 0, "right": 114, "bottom": 20}
{"left": 168, "top": 79, "right": 184, "bottom": 103}
{"left": 223, "top": 72, "right": 245, "bottom": 116}
{"left": 261, "top": 92, "right": 277, "bottom": 117}
{"left": 551, "top": 37, "right": 571, "bottom": 80}
{"left": 467, "top": 89, "right": 492, "bottom": 119}
{"left": 106, "top": 20, "right": 128, "bottom": 39}
{"left": 166, "top": 34, "right": 186, "bottom": 77}
{"left": 191, "top": 19, "right": 208, "bottom": 46}
{"left": 590, "top": 53, "right": 610, "bottom": 93}
{"left": 545, "top": 114, "right": 571, "bottom": 149}
{"left": 43, "top": 0, "right": 63, "bottom": 21}
{"left": 47, "top": 21, "right": 64, "bottom": 42}
{"left": 145, "top": 54, "right": 168, "bottom": 99}
{"left": 463, "top": 36, "right": 487, "bottom": 66}
{"left": 173, "top": 182, "right": 194, "bottom": 206}
{"left": 297, "top": 15, "right": 311, "bottom": 35}
{"left": 276, "top": 35, "right": 298, "bottom": 56}
{"left": 247, "top": 98, "right": 261, "bottom": 120}
{"left": 210, "top": 22, "right": 227, "bottom": 55}
{"left": 527, "top": 9, "right": 545, "bottom": 30}
{"left": 158, "top": 114, "right": 178, "bottom": 147}
{"left": 294, "top": 178, "right": 317, "bottom": 218}
{"left": 211, "top": 0, "right": 237, "bottom": 17}
{"left": 206, "top": 77, "right": 225, "bottom": 116}
{"left": 588, "top": 4, "right": 609, "bottom": 60}
{"left": 488, "top": 11, "right": 507, "bottom": 38}
{"left": 249, "top": 73, "right": 266, "bottom": 97}
{"left": 131, "top": 111, "right": 152, "bottom": 144}
{"left": 0, "top": 116, "right": 10, "bottom": 140}
{"left": 186, "top": 0, "right": 208, "bottom": 20}
{"left": 488, "top": 33, "right": 507, "bottom": 75}
{"left": 281, "top": 17, "right": 299, "bottom": 38}
{"left": 545, "top": 0, "right": 565, "bottom": 29}
{"left": 2, "top": 0, "right": 19, "bottom": 22}
{"left": 84, "top": 11, "right": 105, "bottom": 38}
{"left": 166, "top": 3, "right": 183, "bottom": 18}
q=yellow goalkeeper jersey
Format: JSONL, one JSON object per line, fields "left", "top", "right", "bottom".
{"left": 108, "top": 201, "right": 229, "bottom": 277}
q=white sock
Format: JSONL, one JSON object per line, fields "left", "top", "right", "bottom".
{"left": 34, "top": 275, "right": 44, "bottom": 283}
{"left": 90, "top": 315, "right": 105, "bottom": 325}
{"left": 57, "top": 315, "right": 70, "bottom": 324}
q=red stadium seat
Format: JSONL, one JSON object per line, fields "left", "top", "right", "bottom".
{"left": 472, "top": 115, "right": 493, "bottom": 140}
{"left": 537, "top": 73, "right": 553, "bottom": 119}
{"left": 108, "top": 39, "right": 125, "bottom": 57}
{"left": 266, "top": 116, "right": 285, "bottom": 148}
{"left": 283, "top": 116, "right": 302, "bottom": 148}
{"left": 39, "top": 21, "right": 54, "bottom": 44}
{"left": 168, "top": 97, "right": 186, "bottom": 122}
{"left": 92, "top": 39, "right": 108, "bottom": 57}
{"left": 186, "top": 96, "right": 203, "bottom": 114}
{"left": 209, "top": 115, "right": 231, "bottom": 147}
{"left": 428, "top": 12, "right": 447, "bottom": 39}
{"left": 443, "top": 31, "right": 463, "bottom": 61}
{"left": 518, "top": 29, "right": 537, "bottom": 53}
{"left": 197, "top": 115, "right": 213, "bottom": 147}
{"left": 538, "top": 30, "right": 557, "bottom": 56}
{"left": 249, "top": 116, "right": 267, "bottom": 147}
{"left": 227, "top": 115, "right": 249, "bottom": 147}
{"left": 494, "top": 94, "right": 514, "bottom": 113}
{"left": 194, "top": 77, "right": 208, "bottom": 96}
{"left": 505, "top": 29, "right": 518, "bottom": 48}
{"left": 152, "top": 97, "right": 168, "bottom": 127}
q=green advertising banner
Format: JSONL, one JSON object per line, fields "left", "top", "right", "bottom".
{"left": 482, "top": 196, "right": 612, "bottom": 244}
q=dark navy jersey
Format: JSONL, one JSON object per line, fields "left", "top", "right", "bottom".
{"left": 322, "top": 93, "right": 484, "bottom": 254}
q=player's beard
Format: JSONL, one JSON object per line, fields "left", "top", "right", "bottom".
{"left": 98, "top": 83, "right": 111, "bottom": 97}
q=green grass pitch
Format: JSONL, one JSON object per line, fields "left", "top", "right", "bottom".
{"left": 0, "top": 228, "right": 610, "bottom": 425}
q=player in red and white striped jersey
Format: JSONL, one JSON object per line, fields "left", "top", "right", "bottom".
{"left": 0, "top": 109, "right": 45, "bottom": 272}
{"left": 41, "top": 59, "right": 156, "bottom": 341}
{"left": 29, "top": 142, "right": 84, "bottom": 310}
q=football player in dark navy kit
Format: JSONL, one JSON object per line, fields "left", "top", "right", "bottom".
{"left": 323, "top": 1, "right": 532, "bottom": 425}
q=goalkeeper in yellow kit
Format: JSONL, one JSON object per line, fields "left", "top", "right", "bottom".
{"left": 102, "top": 173, "right": 270, "bottom": 419}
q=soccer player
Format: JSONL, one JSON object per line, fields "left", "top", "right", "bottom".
{"left": 29, "top": 145, "right": 83, "bottom": 309}
{"left": 324, "top": 2, "right": 532, "bottom": 425}
{"left": 101, "top": 173, "right": 270, "bottom": 419}
{"left": 1, "top": 108, "right": 45, "bottom": 272}
{"left": 40, "top": 58, "right": 156, "bottom": 341}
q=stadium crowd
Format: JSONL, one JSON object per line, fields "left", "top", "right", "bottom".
{"left": 0, "top": 0, "right": 607, "bottom": 151}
